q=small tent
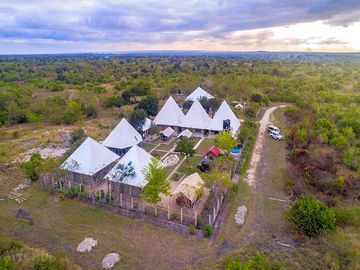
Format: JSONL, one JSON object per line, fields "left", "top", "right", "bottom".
{"left": 203, "top": 146, "right": 220, "bottom": 159}
{"left": 186, "top": 87, "right": 214, "bottom": 101}
{"left": 161, "top": 127, "right": 175, "bottom": 140}
{"left": 177, "top": 129, "right": 193, "bottom": 138}
{"left": 102, "top": 118, "right": 143, "bottom": 156}
{"left": 171, "top": 172, "right": 205, "bottom": 207}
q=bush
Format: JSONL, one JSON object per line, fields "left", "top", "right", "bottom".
{"left": 20, "top": 152, "right": 43, "bottom": 181}
{"left": 202, "top": 224, "right": 213, "bottom": 238}
{"left": 63, "top": 100, "right": 82, "bottom": 124}
{"left": 250, "top": 92, "right": 263, "bottom": 103}
{"left": 188, "top": 224, "right": 196, "bottom": 235}
{"left": 170, "top": 213, "right": 177, "bottom": 220}
{"left": 286, "top": 195, "right": 336, "bottom": 237}
{"left": 70, "top": 128, "right": 84, "bottom": 144}
{"left": 84, "top": 104, "right": 97, "bottom": 117}
{"left": 105, "top": 96, "right": 123, "bottom": 108}
{"left": 59, "top": 186, "right": 82, "bottom": 200}
{"left": 226, "top": 253, "right": 281, "bottom": 270}
{"left": 33, "top": 256, "right": 64, "bottom": 270}
{"left": 0, "top": 256, "right": 15, "bottom": 270}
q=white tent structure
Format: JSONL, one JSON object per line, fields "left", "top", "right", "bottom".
{"left": 102, "top": 118, "right": 143, "bottom": 156}
{"left": 207, "top": 101, "right": 241, "bottom": 135}
{"left": 177, "top": 129, "right": 193, "bottom": 138}
{"left": 171, "top": 172, "right": 205, "bottom": 206}
{"left": 142, "top": 118, "right": 152, "bottom": 132}
{"left": 186, "top": 87, "right": 214, "bottom": 101}
{"left": 181, "top": 100, "right": 211, "bottom": 132}
{"left": 154, "top": 96, "right": 185, "bottom": 129}
{"left": 161, "top": 127, "right": 175, "bottom": 140}
{"left": 105, "top": 145, "right": 154, "bottom": 195}
{"left": 61, "top": 137, "right": 119, "bottom": 176}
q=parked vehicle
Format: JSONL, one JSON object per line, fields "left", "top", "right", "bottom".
{"left": 269, "top": 131, "right": 284, "bottom": 140}
{"left": 268, "top": 125, "right": 280, "bottom": 134}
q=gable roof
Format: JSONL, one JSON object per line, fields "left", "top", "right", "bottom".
{"left": 142, "top": 118, "right": 152, "bottom": 132}
{"left": 102, "top": 118, "right": 143, "bottom": 150}
{"left": 154, "top": 96, "right": 185, "bottom": 126}
{"left": 104, "top": 145, "right": 154, "bottom": 188}
{"left": 186, "top": 87, "right": 214, "bottom": 101}
{"left": 177, "top": 129, "right": 193, "bottom": 138}
{"left": 207, "top": 100, "right": 241, "bottom": 134}
{"left": 171, "top": 172, "right": 205, "bottom": 202}
{"left": 161, "top": 127, "right": 175, "bottom": 137}
{"left": 60, "top": 137, "right": 120, "bottom": 176}
{"left": 181, "top": 100, "right": 211, "bottom": 130}
{"left": 204, "top": 146, "right": 220, "bottom": 157}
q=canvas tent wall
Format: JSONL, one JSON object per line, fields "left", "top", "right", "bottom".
{"left": 186, "top": 87, "right": 214, "bottom": 101}
{"left": 171, "top": 172, "right": 205, "bottom": 207}
{"left": 181, "top": 100, "right": 211, "bottom": 134}
{"left": 60, "top": 137, "right": 120, "bottom": 190}
{"left": 154, "top": 96, "right": 185, "bottom": 132}
{"left": 102, "top": 118, "right": 143, "bottom": 156}
{"left": 104, "top": 145, "right": 154, "bottom": 197}
{"left": 142, "top": 118, "right": 152, "bottom": 137}
{"left": 161, "top": 127, "right": 175, "bottom": 140}
{"left": 207, "top": 100, "right": 240, "bottom": 135}
{"left": 177, "top": 129, "right": 193, "bottom": 138}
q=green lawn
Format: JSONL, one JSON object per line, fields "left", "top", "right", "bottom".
{"left": 156, "top": 140, "right": 176, "bottom": 151}
{"left": 141, "top": 142, "right": 157, "bottom": 152}
{"left": 196, "top": 138, "right": 215, "bottom": 155}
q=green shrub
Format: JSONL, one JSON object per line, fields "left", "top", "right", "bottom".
{"left": 202, "top": 224, "right": 213, "bottom": 238}
{"left": 0, "top": 256, "right": 15, "bottom": 270}
{"left": 286, "top": 195, "right": 336, "bottom": 237}
{"left": 70, "top": 128, "right": 84, "bottom": 144}
{"left": 20, "top": 152, "right": 43, "bottom": 181}
{"left": 188, "top": 224, "right": 196, "bottom": 235}
{"left": 33, "top": 256, "right": 64, "bottom": 270}
{"left": 84, "top": 104, "right": 97, "bottom": 117}
{"left": 225, "top": 253, "right": 281, "bottom": 270}
{"left": 170, "top": 213, "right": 177, "bottom": 220}
{"left": 105, "top": 96, "right": 123, "bottom": 108}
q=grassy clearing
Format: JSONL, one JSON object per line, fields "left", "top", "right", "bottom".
{"left": 196, "top": 138, "right": 215, "bottom": 154}
{"left": 156, "top": 140, "right": 176, "bottom": 151}
{"left": 0, "top": 186, "right": 213, "bottom": 270}
{"left": 141, "top": 142, "right": 157, "bottom": 152}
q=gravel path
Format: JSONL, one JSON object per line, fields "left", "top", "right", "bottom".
{"left": 244, "top": 105, "right": 288, "bottom": 187}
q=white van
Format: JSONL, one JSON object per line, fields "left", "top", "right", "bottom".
{"left": 268, "top": 125, "right": 280, "bottom": 134}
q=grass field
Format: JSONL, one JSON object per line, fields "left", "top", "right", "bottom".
{"left": 196, "top": 138, "right": 215, "bottom": 155}
{"left": 1, "top": 107, "right": 358, "bottom": 269}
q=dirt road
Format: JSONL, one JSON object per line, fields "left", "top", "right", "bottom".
{"left": 245, "top": 105, "right": 288, "bottom": 187}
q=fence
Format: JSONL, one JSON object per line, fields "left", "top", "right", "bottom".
{"left": 41, "top": 174, "right": 225, "bottom": 232}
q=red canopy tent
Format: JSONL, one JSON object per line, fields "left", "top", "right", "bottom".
{"left": 203, "top": 146, "right": 220, "bottom": 159}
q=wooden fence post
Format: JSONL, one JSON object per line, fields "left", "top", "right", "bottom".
{"left": 167, "top": 204, "right": 170, "bottom": 220}
{"left": 120, "top": 193, "right": 123, "bottom": 207}
{"left": 52, "top": 177, "right": 54, "bottom": 188}
{"left": 180, "top": 208, "right": 183, "bottom": 223}
{"left": 131, "top": 197, "right": 134, "bottom": 209}
{"left": 208, "top": 214, "right": 211, "bottom": 225}
{"left": 213, "top": 207, "right": 216, "bottom": 222}
{"left": 194, "top": 212, "right": 197, "bottom": 227}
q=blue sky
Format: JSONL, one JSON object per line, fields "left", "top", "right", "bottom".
{"left": 0, "top": 0, "right": 359, "bottom": 54}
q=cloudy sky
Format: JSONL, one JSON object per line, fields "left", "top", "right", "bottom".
{"left": 0, "top": 0, "right": 359, "bottom": 54}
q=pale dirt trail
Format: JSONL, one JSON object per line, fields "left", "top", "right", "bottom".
{"left": 244, "top": 105, "right": 288, "bottom": 187}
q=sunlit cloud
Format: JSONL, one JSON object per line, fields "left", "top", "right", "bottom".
{"left": 0, "top": 0, "right": 359, "bottom": 54}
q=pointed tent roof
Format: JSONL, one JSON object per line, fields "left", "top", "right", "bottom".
{"left": 171, "top": 172, "right": 205, "bottom": 202}
{"left": 181, "top": 100, "right": 211, "bottom": 130}
{"left": 60, "top": 137, "right": 120, "bottom": 176}
{"left": 103, "top": 118, "right": 143, "bottom": 150}
{"left": 208, "top": 100, "right": 241, "bottom": 134}
{"left": 154, "top": 96, "right": 185, "bottom": 126}
{"left": 104, "top": 145, "right": 155, "bottom": 188}
{"left": 161, "top": 127, "right": 175, "bottom": 138}
{"left": 186, "top": 87, "right": 214, "bottom": 101}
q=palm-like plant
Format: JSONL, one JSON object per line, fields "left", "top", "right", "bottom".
{"left": 107, "top": 161, "right": 135, "bottom": 201}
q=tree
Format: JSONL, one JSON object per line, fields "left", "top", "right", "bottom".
{"left": 105, "top": 96, "right": 123, "bottom": 108}
{"left": 129, "top": 109, "right": 146, "bottom": 133}
{"left": 175, "top": 137, "right": 196, "bottom": 157}
{"left": 202, "top": 169, "right": 231, "bottom": 203}
{"left": 183, "top": 100, "right": 193, "bottom": 111}
{"left": 107, "top": 162, "right": 135, "bottom": 201}
{"left": 63, "top": 100, "right": 82, "bottom": 124}
{"left": 250, "top": 92, "right": 263, "bottom": 102}
{"left": 84, "top": 104, "right": 97, "bottom": 117}
{"left": 20, "top": 152, "right": 43, "bottom": 181}
{"left": 142, "top": 158, "right": 170, "bottom": 208}
{"left": 286, "top": 195, "right": 336, "bottom": 237}
{"left": 215, "top": 131, "right": 237, "bottom": 153}
{"left": 330, "top": 135, "right": 348, "bottom": 150}
{"left": 147, "top": 122, "right": 160, "bottom": 139}
{"left": 136, "top": 95, "right": 159, "bottom": 116}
